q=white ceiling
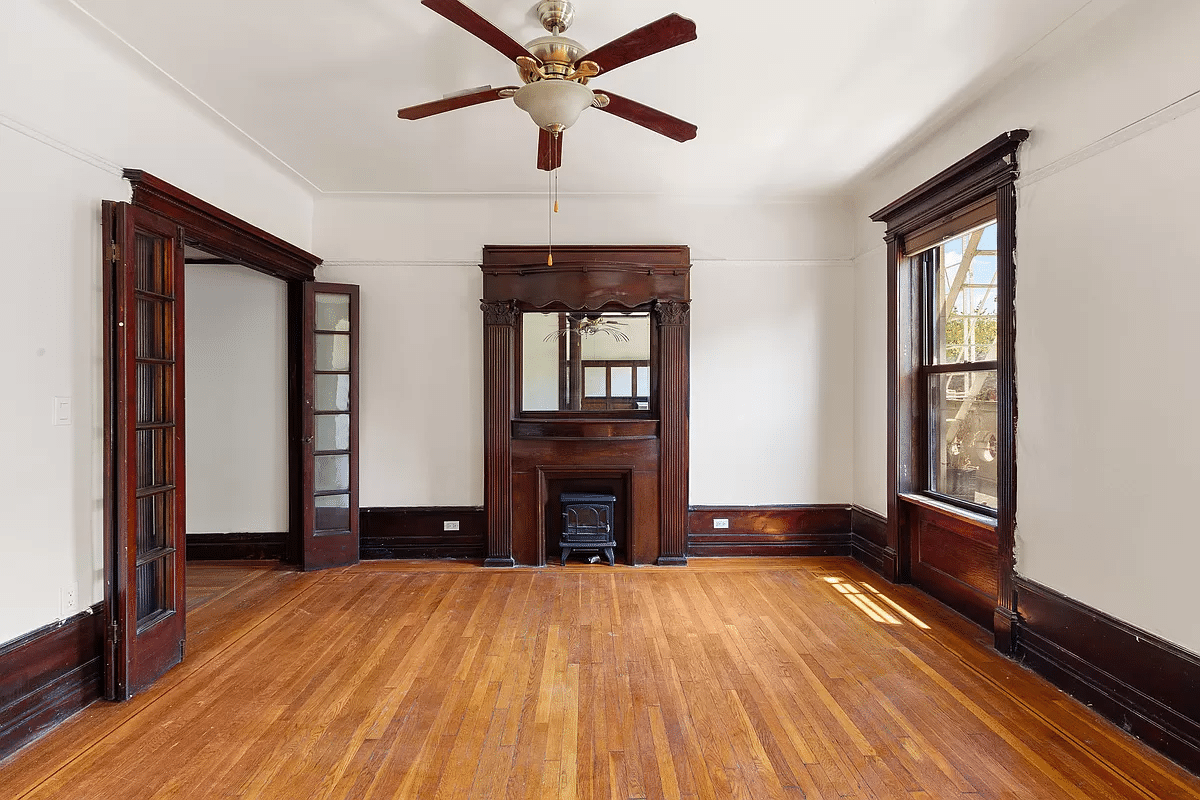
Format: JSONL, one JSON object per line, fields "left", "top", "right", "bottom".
{"left": 72, "top": 0, "right": 1114, "bottom": 198}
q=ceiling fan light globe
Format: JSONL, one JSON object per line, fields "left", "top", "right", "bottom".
{"left": 513, "top": 79, "right": 595, "bottom": 132}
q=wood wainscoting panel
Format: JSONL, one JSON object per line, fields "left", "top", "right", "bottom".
{"left": 360, "top": 507, "right": 486, "bottom": 560}
{"left": 904, "top": 497, "right": 998, "bottom": 629}
{"left": 0, "top": 602, "right": 105, "bottom": 761}
{"left": 186, "top": 532, "right": 287, "bottom": 561}
{"left": 850, "top": 505, "right": 891, "bottom": 576}
{"left": 1016, "top": 577, "right": 1200, "bottom": 775}
{"left": 687, "top": 505, "right": 852, "bottom": 557}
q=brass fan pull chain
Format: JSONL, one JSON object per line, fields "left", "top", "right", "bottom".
{"left": 547, "top": 157, "right": 560, "bottom": 266}
{"left": 547, "top": 165, "right": 554, "bottom": 266}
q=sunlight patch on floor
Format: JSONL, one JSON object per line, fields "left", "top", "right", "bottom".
{"left": 823, "top": 575, "right": 930, "bottom": 629}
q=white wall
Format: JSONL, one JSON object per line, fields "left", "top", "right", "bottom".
{"left": 315, "top": 194, "right": 856, "bottom": 509}
{"left": 691, "top": 260, "right": 854, "bottom": 505}
{"left": 850, "top": 0, "right": 1200, "bottom": 653}
{"left": 184, "top": 264, "right": 288, "bottom": 534}
{"left": 851, "top": 242, "right": 888, "bottom": 515}
{"left": 315, "top": 261, "right": 485, "bottom": 507}
{"left": 0, "top": 0, "right": 314, "bottom": 645}
{"left": 0, "top": 127, "right": 124, "bottom": 647}
{"left": 1, "top": 0, "right": 314, "bottom": 249}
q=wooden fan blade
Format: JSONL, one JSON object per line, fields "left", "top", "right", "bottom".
{"left": 596, "top": 92, "right": 697, "bottom": 142}
{"left": 537, "top": 129, "right": 563, "bottom": 171}
{"left": 581, "top": 13, "right": 696, "bottom": 75}
{"left": 397, "top": 86, "right": 517, "bottom": 120}
{"left": 421, "top": 0, "right": 538, "bottom": 63}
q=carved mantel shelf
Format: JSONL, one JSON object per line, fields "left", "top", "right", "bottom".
{"left": 481, "top": 245, "right": 691, "bottom": 567}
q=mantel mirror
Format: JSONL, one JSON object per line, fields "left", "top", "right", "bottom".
{"left": 520, "top": 310, "right": 653, "bottom": 413}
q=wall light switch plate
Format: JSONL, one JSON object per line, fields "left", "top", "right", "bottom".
{"left": 443, "top": 520, "right": 460, "bottom": 531}
{"left": 52, "top": 396, "right": 72, "bottom": 426}
{"left": 713, "top": 518, "right": 729, "bottom": 529}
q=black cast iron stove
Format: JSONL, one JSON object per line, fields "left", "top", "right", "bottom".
{"left": 559, "top": 492, "right": 617, "bottom": 566}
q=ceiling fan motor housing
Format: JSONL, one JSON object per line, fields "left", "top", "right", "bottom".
{"left": 523, "top": 35, "right": 587, "bottom": 78}
{"left": 537, "top": 0, "right": 575, "bottom": 33}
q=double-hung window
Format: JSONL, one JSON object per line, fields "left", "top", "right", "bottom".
{"left": 870, "top": 131, "right": 1025, "bottom": 649}
{"left": 914, "top": 217, "right": 1000, "bottom": 513}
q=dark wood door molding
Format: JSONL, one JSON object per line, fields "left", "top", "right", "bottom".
{"left": 125, "top": 170, "right": 321, "bottom": 281}
{"left": 124, "top": 169, "right": 325, "bottom": 571}
{"left": 481, "top": 246, "right": 690, "bottom": 566}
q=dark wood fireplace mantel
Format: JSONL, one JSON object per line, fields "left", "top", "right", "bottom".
{"left": 481, "top": 246, "right": 691, "bottom": 567}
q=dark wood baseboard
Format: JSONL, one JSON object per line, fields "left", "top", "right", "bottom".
{"left": 850, "top": 506, "right": 892, "bottom": 575}
{"left": 0, "top": 602, "right": 105, "bottom": 762}
{"left": 186, "top": 532, "right": 287, "bottom": 561}
{"left": 687, "top": 506, "right": 851, "bottom": 557}
{"left": 1015, "top": 577, "right": 1200, "bottom": 775}
{"left": 361, "top": 507, "right": 486, "bottom": 560}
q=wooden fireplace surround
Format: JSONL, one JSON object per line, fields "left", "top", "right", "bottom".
{"left": 480, "top": 245, "right": 690, "bottom": 566}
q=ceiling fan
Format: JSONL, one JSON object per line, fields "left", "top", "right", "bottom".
{"left": 397, "top": 0, "right": 698, "bottom": 171}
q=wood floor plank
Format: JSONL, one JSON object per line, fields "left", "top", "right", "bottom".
{"left": 3, "top": 558, "right": 1198, "bottom": 799}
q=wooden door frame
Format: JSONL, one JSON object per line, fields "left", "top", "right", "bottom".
{"left": 105, "top": 171, "right": 322, "bottom": 694}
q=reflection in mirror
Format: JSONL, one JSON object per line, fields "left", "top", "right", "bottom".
{"left": 522, "top": 312, "right": 651, "bottom": 412}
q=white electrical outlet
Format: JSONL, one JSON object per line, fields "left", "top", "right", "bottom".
{"left": 713, "top": 518, "right": 729, "bottom": 529}
{"left": 443, "top": 520, "right": 460, "bottom": 531}
{"left": 60, "top": 582, "right": 79, "bottom": 617}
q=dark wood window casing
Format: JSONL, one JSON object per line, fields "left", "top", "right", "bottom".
{"left": 870, "top": 130, "right": 1027, "bottom": 653}
{"left": 481, "top": 246, "right": 690, "bottom": 567}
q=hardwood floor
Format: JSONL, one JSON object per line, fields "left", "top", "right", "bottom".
{"left": 2, "top": 558, "right": 1197, "bottom": 799}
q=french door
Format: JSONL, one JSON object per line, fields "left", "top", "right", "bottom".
{"left": 102, "top": 202, "right": 187, "bottom": 700}
{"left": 299, "top": 282, "right": 360, "bottom": 570}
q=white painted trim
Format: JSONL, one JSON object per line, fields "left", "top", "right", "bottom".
{"left": 0, "top": 112, "right": 122, "bottom": 177}
{"left": 315, "top": 190, "right": 850, "bottom": 204}
{"left": 1020, "top": 88, "right": 1200, "bottom": 188}
{"left": 694, "top": 258, "right": 855, "bottom": 267}
{"left": 319, "top": 258, "right": 856, "bottom": 269}
{"left": 851, "top": 242, "right": 886, "bottom": 261}
{"left": 319, "top": 260, "right": 479, "bottom": 269}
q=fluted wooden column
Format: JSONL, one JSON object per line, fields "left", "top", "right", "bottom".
{"left": 481, "top": 300, "right": 518, "bottom": 567}
{"left": 655, "top": 300, "right": 689, "bottom": 565}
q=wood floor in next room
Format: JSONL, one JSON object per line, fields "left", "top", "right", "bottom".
{"left": 3, "top": 558, "right": 1199, "bottom": 800}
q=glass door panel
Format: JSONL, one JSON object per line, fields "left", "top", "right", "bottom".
{"left": 300, "top": 283, "right": 359, "bottom": 570}
{"left": 103, "top": 201, "right": 186, "bottom": 700}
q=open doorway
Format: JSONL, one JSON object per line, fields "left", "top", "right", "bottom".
{"left": 183, "top": 246, "right": 288, "bottom": 568}
{"left": 103, "top": 171, "right": 359, "bottom": 700}
{"left": 182, "top": 247, "right": 288, "bottom": 614}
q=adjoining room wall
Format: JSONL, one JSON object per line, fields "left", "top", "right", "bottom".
{"left": 184, "top": 264, "right": 288, "bottom": 535}
{"left": 850, "top": 0, "right": 1200, "bottom": 654}
{"left": 0, "top": 0, "right": 314, "bottom": 645}
{"left": 315, "top": 194, "right": 857, "bottom": 508}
